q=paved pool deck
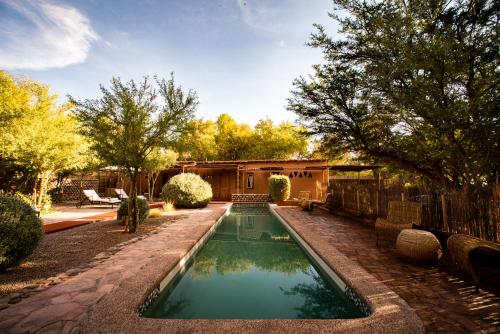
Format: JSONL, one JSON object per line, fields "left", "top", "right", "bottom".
{"left": 1, "top": 205, "right": 497, "bottom": 333}
{"left": 274, "top": 207, "right": 500, "bottom": 333}
{"left": 0, "top": 204, "right": 427, "bottom": 334}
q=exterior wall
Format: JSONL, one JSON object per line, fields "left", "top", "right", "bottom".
{"left": 239, "top": 160, "right": 328, "bottom": 200}
{"left": 93, "top": 160, "right": 329, "bottom": 202}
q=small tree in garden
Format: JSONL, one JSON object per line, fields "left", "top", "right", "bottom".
{"left": 268, "top": 175, "right": 291, "bottom": 202}
{"left": 144, "top": 148, "right": 178, "bottom": 201}
{"left": 72, "top": 74, "right": 197, "bottom": 233}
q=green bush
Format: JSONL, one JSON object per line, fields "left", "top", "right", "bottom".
{"left": 117, "top": 197, "right": 149, "bottom": 224}
{"left": 268, "top": 175, "right": 291, "bottom": 201}
{"left": 161, "top": 173, "right": 213, "bottom": 208}
{"left": 0, "top": 194, "right": 43, "bottom": 271}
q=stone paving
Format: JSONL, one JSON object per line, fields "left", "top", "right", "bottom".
{"left": 0, "top": 204, "right": 229, "bottom": 333}
{"left": 274, "top": 207, "right": 500, "bottom": 334}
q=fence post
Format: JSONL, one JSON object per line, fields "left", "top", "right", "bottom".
{"left": 441, "top": 194, "right": 449, "bottom": 232}
{"left": 401, "top": 192, "right": 405, "bottom": 202}
{"left": 356, "top": 189, "right": 360, "bottom": 214}
{"left": 341, "top": 189, "right": 345, "bottom": 210}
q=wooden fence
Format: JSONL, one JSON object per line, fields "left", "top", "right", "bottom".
{"left": 327, "top": 179, "right": 500, "bottom": 242}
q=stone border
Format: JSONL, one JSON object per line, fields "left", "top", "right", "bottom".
{"left": 138, "top": 205, "right": 231, "bottom": 315}
{"left": 269, "top": 205, "right": 371, "bottom": 316}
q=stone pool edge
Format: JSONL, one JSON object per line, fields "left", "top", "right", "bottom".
{"left": 271, "top": 205, "right": 425, "bottom": 334}
{"left": 79, "top": 204, "right": 424, "bottom": 334}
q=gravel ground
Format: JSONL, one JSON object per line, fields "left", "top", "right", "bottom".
{"left": 0, "top": 213, "right": 185, "bottom": 298}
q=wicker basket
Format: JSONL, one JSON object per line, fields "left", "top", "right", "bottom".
{"left": 396, "top": 229, "right": 442, "bottom": 264}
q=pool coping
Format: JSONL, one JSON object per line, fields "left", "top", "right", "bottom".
{"left": 79, "top": 203, "right": 424, "bottom": 333}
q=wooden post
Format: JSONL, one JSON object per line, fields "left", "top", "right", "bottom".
{"left": 356, "top": 189, "right": 360, "bottom": 214}
{"left": 376, "top": 190, "right": 379, "bottom": 216}
{"left": 236, "top": 166, "right": 240, "bottom": 194}
{"left": 401, "top": 192, "right": 405, "bottom": 202}
{"left": 341, "top": 189, "right": 345, "bottom": 209}
{"left": 441, "top": 194, "right": 449, "bottom": 232}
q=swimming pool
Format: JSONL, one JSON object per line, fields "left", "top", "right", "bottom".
{"left": 141, "top": 204, "right": 366, "bottom": 319}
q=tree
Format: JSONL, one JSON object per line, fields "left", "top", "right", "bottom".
{"left": 144, "top": 148, "right": 178, "bottom": 201}
{"left": 0, "top": 72, "right": 88, "bottom": 207}
{"left": 173, "top": 119, "right": 218, "bottom": 161}
{"left": 72, "top": 74, "right": 197, "bottom": 232}
{"left": 251, "top": 118, "right": 309, "bottom": 159}
{"left": 215, "top": 114, "right": 254, "bottom": 160}
{"left": 288, "top": 0, "right": 499, "bottom": 191}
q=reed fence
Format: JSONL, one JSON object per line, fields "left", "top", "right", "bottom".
{"left": 327, "top": 179, "right": 500, "bottom": 242}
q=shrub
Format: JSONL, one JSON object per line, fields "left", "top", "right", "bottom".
{"left": 163, "top": 201, "right": 175, "bottom": 212}
{"left": 0, "top": 194, "right": 43, "bottom": 271}
{"left": 161, "top": 173, "right": 212, "bottom": 208}
{"left": 148, "top": 208, "right": 161, "bottom": 218}
{"left": 117, "top": 197, "right": 149, "bottom": 224}
{"left": 268, "top": 175, "right": 291, "bottom": 201}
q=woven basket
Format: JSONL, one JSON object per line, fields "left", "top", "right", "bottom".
{"left": 396, "top": 229, "right": 442, "bottom": 264}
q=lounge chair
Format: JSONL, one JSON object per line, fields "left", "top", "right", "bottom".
{"left": 77, "top": 189, "right": 121, "bottom": 208}
{"left": 447, "top": 234, "right": 500, "bottom": 292}
{"left": 301, "top": 193, "right": 332, "bottom": 212}
{"left": 114, "top": 188, "right": 129, "bottom": 201}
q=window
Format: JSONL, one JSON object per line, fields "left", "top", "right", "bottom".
{"left": 246, "top": 173, "right": 254, "bottom": 189}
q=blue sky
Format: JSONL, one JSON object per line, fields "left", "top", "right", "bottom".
{"left": 0, "top": 0, "right": 338, "bottom": 125}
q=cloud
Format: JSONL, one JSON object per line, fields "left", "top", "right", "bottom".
{"left": 236, "top": 0, "right": 282, "bottom": 32}
{"left": 276, "top": 40, "right": 285, "bottom": 48}
{"left": 0, "top": 0, "right": 99, "bottom": 70}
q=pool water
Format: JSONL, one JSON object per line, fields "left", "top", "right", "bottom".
{"left": 142, "top": 205, "right": 364, "bottom": 319}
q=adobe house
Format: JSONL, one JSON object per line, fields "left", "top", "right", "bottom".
{"left": 151, "top": 159, "right": 330, "bottom": 201}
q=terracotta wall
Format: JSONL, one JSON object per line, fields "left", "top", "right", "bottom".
{"left": 103, "top": 160, "right": 328, "bottom": 201}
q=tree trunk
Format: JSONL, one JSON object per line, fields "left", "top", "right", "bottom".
{"left": 127, "top": 169, "right": 140, "bottom": 233}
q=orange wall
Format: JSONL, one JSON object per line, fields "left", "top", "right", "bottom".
{"left": 110, "top": 160, "right": 328, "bottom": 201}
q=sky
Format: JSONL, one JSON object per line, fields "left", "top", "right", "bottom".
{"left": 0, "top": 0, "right": 338, "bottom": 125}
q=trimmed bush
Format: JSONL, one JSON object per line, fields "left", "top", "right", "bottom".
{"left": 117, "top": 197, "right": 149, "bottom": 224}
{"left": 268, "top": 175, "right": 291, "bottom": 201}
{"left": 0, "top": 194, "right": 43, "bottom": 271}
{"left": 161, "top": 173, "right": 212, "bottom": 208}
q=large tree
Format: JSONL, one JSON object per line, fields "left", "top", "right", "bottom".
{"left": 288, "top": 0, "right": 499, "bottom": 190}
{"left": 0, "top": 72, "right": 88, "bottom": 207}
{"left": 72, "top": 74, "right": 197, "bottom": 232}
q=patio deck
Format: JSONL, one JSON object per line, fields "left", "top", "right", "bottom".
{"left": 274, "top": 207, "right": 500, "bottom": 334}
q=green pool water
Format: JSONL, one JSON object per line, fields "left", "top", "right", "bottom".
{"left": 142, "top": 205, "right": 364, "bottom": 319}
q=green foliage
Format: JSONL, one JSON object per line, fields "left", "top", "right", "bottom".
{"left": 72, "top": 73, "right": 196, "bottom": 232}
{"left": 0, "top": 194, "right": 43, "bottom": 271}
{"left": 144, "top": 148, "right": 178, "bottom": 201}
{"left": 161, "top": 173, "right": 212, "bottom": 208}
{"left": 250, "top": 118, "right": 309, "bottom": 159}
{"left": 268, "top": 175, "right": 291, "bottom": 201}
{"left": 214, "top": 114, "right": 254, "bottom": 160}
{"left": 288, "top": 0, "right": 499, "bottom": 190}
{"left": 117, "top": 197, "right": 149, "bottom": 224}
{"left": 174, "top": 114, "right": 310, "bottom": 160}
{"left": 0, "top": 71, "right": 90, "bottom": 205}
{"left": 174, "top": 119, "right": 218, "bottom": 161}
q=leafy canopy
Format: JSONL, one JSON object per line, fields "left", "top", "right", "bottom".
{"left": 72, "top": 74, "right": 197, "bottom": 232}
{"left": 174, "top": 114, "right": 309, "bottom": 161}
{"left": 288, "top": 0, "right": 499, "bottom": 190}
{"left": 0, "top": 71, "right": 88, "bottom": 205}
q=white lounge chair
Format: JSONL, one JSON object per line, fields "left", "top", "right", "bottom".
{"left": 114, "top": 188, "right": 129, "bottom": 201}
{"left": 77, "top": 189, "right": 121, "bottom": 208}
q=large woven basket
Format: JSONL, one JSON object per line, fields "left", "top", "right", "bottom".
{"left": 396, "top": 229, "right": 442, "bottom": 264}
